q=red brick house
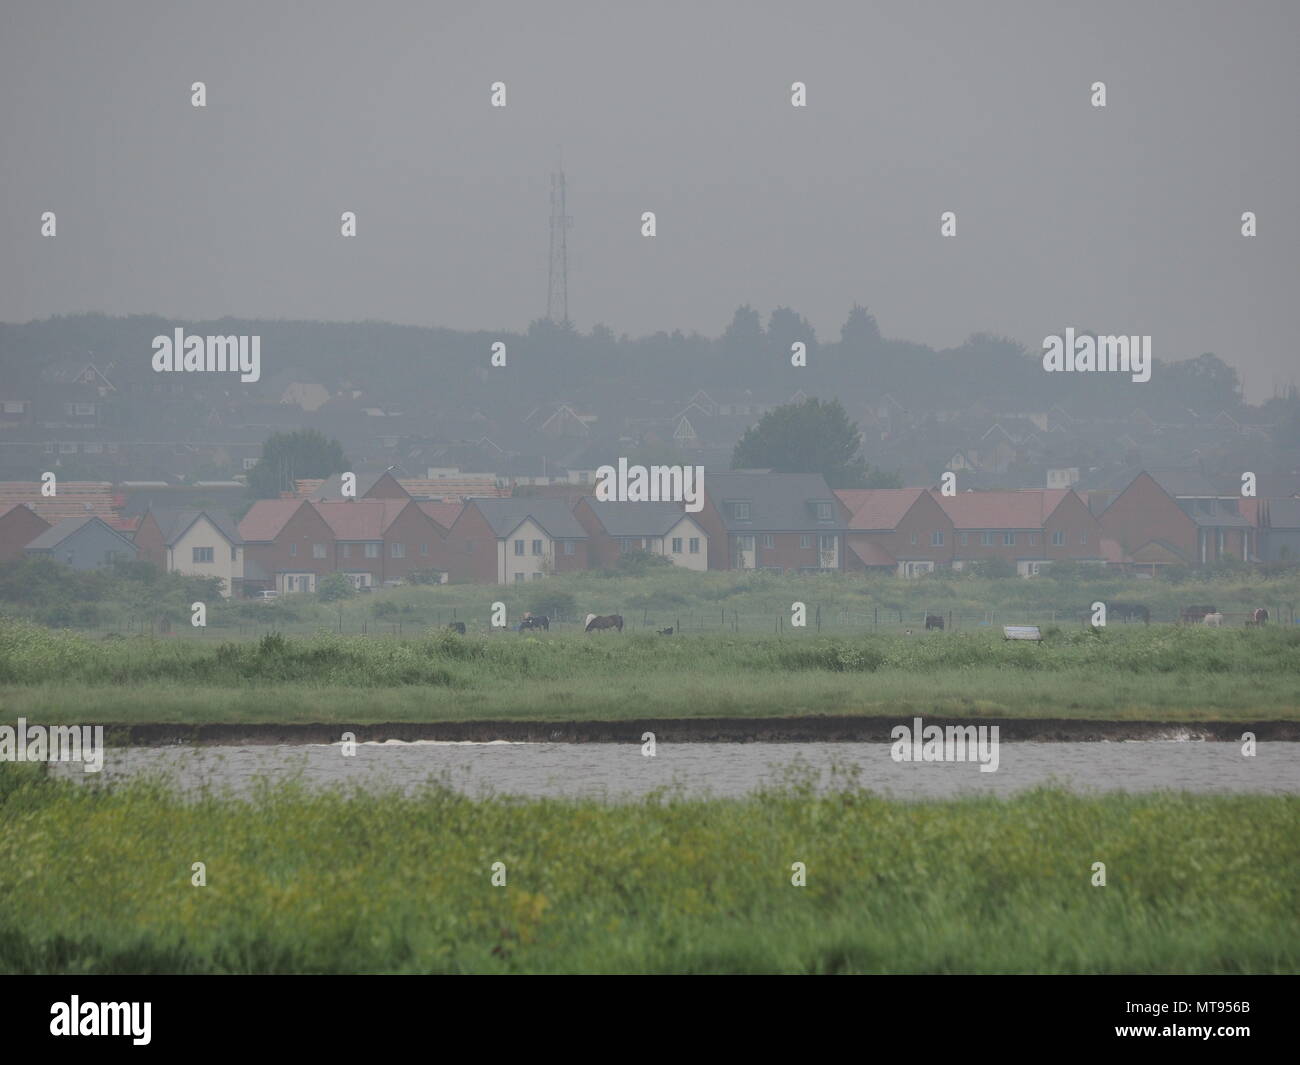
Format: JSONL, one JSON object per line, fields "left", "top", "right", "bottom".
{"left": 836, "top": 489, "right": 954, "bottom": 576}
{"left": 696, "top": 473, "right": 848, "bottom": 572}
{"left": 0, "top": 503, "right": 51, "bottom": 561}
{"left": 315, "top": 498, "right": 449, "bottom": 587}
{"left": 445, "top": 498, "right": 589, "bottom": 584}
{"left": 239, "top": 499, "right": 337, "bottom": 594}
{"left": 932, "top": 488, "right": 1105, "bottom": 575}
{"left": 1093, "top": 472, "right": 1198, "bottom": 569}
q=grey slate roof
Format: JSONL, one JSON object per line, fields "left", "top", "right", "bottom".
{"left": 471, "top": 498, "right": 587, "bottom": 540}
{"left": 704, "top": 472, "right": 843, "bottom": 531}
{"left": 146, "top": 506, "right": 243, "bottom": 545}
{"left": 25, "top": 516, "right": 135, "bottom": 551}
{"left": 579, "top": 498, "right": 692, "bottom": 536}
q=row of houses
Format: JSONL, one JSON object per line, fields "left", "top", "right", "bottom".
{"left": 2, "top": 468, "right": 1298, "bottom": 594}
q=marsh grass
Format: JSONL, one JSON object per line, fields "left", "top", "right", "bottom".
{"left": 0, "top": 763, "right": 1295, "bottom": 973}
{"left": 2, "top": 616, "right": 1298, "bottom": 722}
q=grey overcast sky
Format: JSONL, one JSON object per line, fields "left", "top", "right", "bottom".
{"left": 1, "top": 0, "right": 1295, "bottom": 399}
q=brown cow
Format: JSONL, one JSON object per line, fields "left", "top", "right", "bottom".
{"left": 585, "top": 614, "right": 624, "bottom": 633}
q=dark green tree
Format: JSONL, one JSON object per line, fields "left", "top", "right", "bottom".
{"left": 247, "top": 429, "right": 348, "bottom": 499}
{"left": 731, "top": 397, "right": 895, "bottom": 488}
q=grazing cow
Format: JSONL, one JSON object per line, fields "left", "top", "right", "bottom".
{"left": 1181, "top": 604, "right": 1217, "bottom": 624}
{"left": 1112, "top": 603, "right": 1150, "bottom": 625}
{"left": 519, "top": 614, "right": 549, "bottom": 632}
{"left": 1250, "top": 607, "right": 1269, "bottom": 626}
{"left": 658, "top": 626, "right": 674, "bottom": 636}
{"left": 1202, "top": 612, "right": 1224, "bottom": 627}
{"left": 925, "top": 614, "right": 944, "bottom": 631}
{"left": 447, "top": 621, "right": 466, "bottom": 635}
{"left": 585, "top": 614, "right": 624, "bottom": 633}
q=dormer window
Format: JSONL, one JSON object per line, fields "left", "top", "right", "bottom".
{"left": 815, "top": 501, "right": 833, "bottom": 522}
{"left": 731, "top": 502, "right": 750, "bottom": 521}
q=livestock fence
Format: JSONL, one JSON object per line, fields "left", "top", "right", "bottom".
{"left": 81, "top": 601, "right": 1299, "bottom": 642}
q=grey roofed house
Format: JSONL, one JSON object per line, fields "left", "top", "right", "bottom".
{"left": 470, "top": 498, "right": 588, "bottom": 540}
{"left": 145, "top": 506, "right": 243, "bottom": 545}
{"left": 24, "top": 516, "right": 138, "bottom": 569}
{"left": 703, "top": 472, "right": 845, "bottom": 530}
{"left": 579, "top": 498, "right": 689, "bottom": 536}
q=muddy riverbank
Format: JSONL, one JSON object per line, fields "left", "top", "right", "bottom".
{"left": 98, "top": 715, "right": 1300, "bottom": 746}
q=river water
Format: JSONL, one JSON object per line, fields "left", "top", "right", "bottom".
{"left": 48, "top": 739, "right": 1300, "bottom": 800}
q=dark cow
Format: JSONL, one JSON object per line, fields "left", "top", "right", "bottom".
{"left": 585, "top": 614, "right": 624, "bottom": 633}
{"left": 519, "top": 614, "right": 549, "bottom": 632}
{"left": 658, "top": 626, "right": 674, "bottom": 636}
{"left": 1248, "top": 607, "right": 1269, "bottom": 627}
{"left": 446, "top": 621, "right": 466, "bottom": 635}
{"left": 925, "top": 614, "right": 944, "bottom": 631}
{"left": 1181, "top": 604, "right": 1217, "bottom": 624}
{"left": 1111, "top": 603, "right": 1150, "bottom": 625}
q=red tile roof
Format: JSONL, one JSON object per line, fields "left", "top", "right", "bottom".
{"left": 929, "top": 489, "right": 1072, "bottom": 529}
{"left": 417, "top": 502, "right": 463, "bottom": 531}
{"left": 848, "top": 539, "right": 897, "bottom": 566}
{"left": 239, "top": 499, "right": 307, "bottom": 541}
{"left": 314, "top": 499, "right": 410, "bottom": 540}
{"left": 836, "top": 489, "right": 928, "bottom": 530}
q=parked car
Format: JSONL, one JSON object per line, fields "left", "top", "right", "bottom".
{"left": 254, "top": 590, "right": 279, "bottom": 602}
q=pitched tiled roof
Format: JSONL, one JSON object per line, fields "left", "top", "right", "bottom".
{"left": 836, "top": 489, "right": 928, "bottom": 530}
{"left": 705, "top": 473, "right": 843, "bottom": 531}
{"left": 469, "top": 498, "right": 587, "bottom": 539}
{"left": 146, "top": 506, "right": 242, "bottom": 545}
{"left": 25, "top": 516, "right": 135, "bottom": 551}
{"left": 314, "top": 499, "right": 411, "bottom": 540}
{"left": 417, "top": 502, "right": 464, "bottom": 530}
{"left": 929, "top": 489, "right": 1072, "bottom": 529}
{"left": 239, "top": 499, "right": 308, "bottom": 542}
{"left": 579, "top": 498, "right": 692, "bottom": 536}
{"left": 848, "top": 539, "right": 896, "bottom": 567}
{"left": 0, "top": 481, "right": 128, "bottom": 528}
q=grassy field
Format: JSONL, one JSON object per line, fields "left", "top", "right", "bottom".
{"left": 2, "top": 614, "right": 1299, "bottom": 723}
{"left": 0, "top": 762, "right": 1294, "bottom": 974}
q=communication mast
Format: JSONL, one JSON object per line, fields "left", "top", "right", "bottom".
{"left": 547, "top": 163, "right": 571, "bottom": 326}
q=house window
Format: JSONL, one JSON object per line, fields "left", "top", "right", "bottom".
{"left": 365, "top": 543, "right": 380, "bottom": 558}
{"left": 531, "top": 572, "right": 543, "bottom": 580}
{"left": 1003, "top": 533, "right": 1015, "bottom": 546}
{"left": 910, "top": 532, "right": 918, "bottom": 545}
{"left": 191, "top": 547, "right": 215, "bottom": 564}
{"left": 1029, "top": 534, "right": 1038, "bottom": 546}
{"left": 761, "top": 534, "right": 774, "bottom": 549}
{"left": 466, "top": 540, "right": 474, "bottom": 554}
{"left": 672, "top": 537, "right": 683, "bottom": 553}
{"left": 391, "top": 543, "right": 405, "bottom": 558}
{"left": 289, "top": 543, "right": 297, "bottom": 557}
{"left": 737, "top": 535, "right": 755, "bottom": 551}
{"left": 731, "top": 502, "right": 750, "bottom": 521}
{"left": 800, "top": 534, "right": 813, "bottom": 549}
{"left": 420, "top": 543, "right": 429, "bottom": 556}
{"left": 1052, "top": 531, "right": 1065, "bottom": 546}
{"left": 960, "top": 533, "right": 968, "bottom": 546}
{"left": 532, "top": 540, "right": 543, "bottom": 555}
{"left": 231, "top": 547, "right": 237, "bottom": 562}
{"left": 342, "top": 544, "right": 351, "bottom": 558}
{"left": 313, "top": 543, "right": 327, "bottom": 559}
{"left": 931, "top": 531, "right": 944, "bottom": 547}
{"left": 563, "top": 541, "right": 575, "bottom": 555}
{"left": 1079, "top": 530, "right": 1087, "bottom": 545}
{"left": 514, "top": 573, "right": 525, "bottom": 583}
{"left": 815, "top": 502, "right": 833, "bottom": 521}
{"left": 819, "top": 535, "right": 837, "bottom": 552}
{"left": 514, "top": 540, "right": 524, "bottom": 556}
{"left": 689, "top": 538, "right": 700, "bottom": 554}
{"left": 980, "top": 533, "right": 993, "bottom": 546}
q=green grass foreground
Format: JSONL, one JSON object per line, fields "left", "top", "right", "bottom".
{"left": 2, "top": 616, "right": 1299, "bottom": 723}
{"left": 0, "top": 763, "right": 1296, "bottom": 973}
